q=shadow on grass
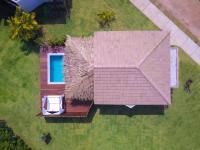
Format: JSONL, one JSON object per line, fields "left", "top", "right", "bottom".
{"left": 20, "top": 41, "right": 40, "bottom": 55}
{"left": 35, "top": 0, "right": 72, "bottom": 24}
{"left": 0, "top": 1, "right": 15, "bottom": 25}
{"left": 98, "top": 105, "right": 165, "bottom": 117}
{"left": 0, "top": 120, "right": 6, "bottom": 127}
{"left": 45, "top": 105, "right": 165, "bottom": 123}
{"left": 45, "top": 106, "right": 97, "bottom": 123}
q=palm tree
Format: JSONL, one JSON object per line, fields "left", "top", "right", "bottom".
{"left": 7, "top": 7, "right": 41, "bottom": 41}
{"left": 97, "top": 10, "right": 116, "bottom": 28}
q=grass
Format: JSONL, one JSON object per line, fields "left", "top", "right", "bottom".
{"left": 42, "top": 0, "right": 157, "bottom": 38}
{"left": 0, "top": 0, "right": 200, "bottom": 150}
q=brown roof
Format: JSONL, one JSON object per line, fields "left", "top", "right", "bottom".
{"left": 94, "top": 31, "right": 168, "bottom": 67}
{"left": 93, "top": 31, "right": 171, "bottom": 105}
{"left": 64, "top": 36, "right": 94, "bottom": 101}
{"left": 64, "top": 31, "right": 171, "bottom": 105}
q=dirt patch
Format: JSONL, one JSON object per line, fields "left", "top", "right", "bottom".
{"left": 152, "top": 0, "right": 200, "bottom": 43}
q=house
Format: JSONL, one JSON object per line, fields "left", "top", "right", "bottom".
{"left": 94, "top": 31, "right": 172, "bottom": 106}
{"left": 40, "top": 31, "right": 178, "bottom": 117}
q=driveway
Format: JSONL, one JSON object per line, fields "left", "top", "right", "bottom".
{"left": 152, "top": 0, "right": 200, "bottom": 41}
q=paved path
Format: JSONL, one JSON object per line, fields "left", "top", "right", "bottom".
{"left": 130, "top": 0, "right": 200, "bottom": 64}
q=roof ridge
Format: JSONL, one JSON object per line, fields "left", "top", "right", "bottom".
{"left": 139, "top": 68, "right": 170, "bottom": 105}
{"left": 138, "top": 32, "right": 170, "bottom": 67}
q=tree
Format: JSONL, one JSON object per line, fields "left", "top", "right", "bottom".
{"left": 97, "top": 10, "right": 116, "bottom": 28}
{"left": 0, "top": 123, "right": 31, "bottom": 150}
{"left": 7, "top": 7, "right": 41, "bottom": 41}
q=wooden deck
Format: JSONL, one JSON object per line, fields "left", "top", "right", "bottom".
{"left": 40, "top": 46, "right": 93, "bottom": 117}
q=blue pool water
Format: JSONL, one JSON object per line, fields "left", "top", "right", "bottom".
{"left": 49, "top": 55, "right": 64, "bottom": 83}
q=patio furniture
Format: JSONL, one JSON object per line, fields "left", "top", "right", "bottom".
{"left": 42, "top": 95, "right": 65, "bottom": 115}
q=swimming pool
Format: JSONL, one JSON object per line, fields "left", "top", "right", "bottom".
{"left": 48, "top": 53, "right": 65, "bottom": 84}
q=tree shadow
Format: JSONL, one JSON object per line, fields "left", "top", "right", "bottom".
{"left": 98, "top": 105, "right": 165, "bottom": 117}
{"left": 0, "top": 1, "right": 15, "bottom": 25}
{"left": 20, "top": 41, "right": 40, "bottom": 55}
{"left": 35, "top": 0, "right": 72, "bottom": 24}
{"left": 0, "top": 120, "right": 6, "bottom": 127}
{"left": 171, "top": 88, "right": 174, "bottom": 103}
{"left": 45, "top": 106, "right": 97, "bottom": 123}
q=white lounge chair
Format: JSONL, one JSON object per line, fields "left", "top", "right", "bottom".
{"left": 42, "top": 95, "right": 65, "bottom": 116}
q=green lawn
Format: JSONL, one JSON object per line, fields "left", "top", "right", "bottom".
{"left": 42, "top": 0, "right": 157, "bottom": 38}
{"left": 0, "top": 0, "right": 200, "bottom": 150}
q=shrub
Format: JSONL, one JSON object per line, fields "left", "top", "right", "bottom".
{"left": 97, "top": 10, "right": 116, "bottom": 28}
{"left": 48, "top": 36, "right": 66, "bottom": 47}
{"left": 184, "top": 79, "right": 193, "bottom": 93}
{"left": 7, "top": 7, "right": 41, "bottom": 41}
{"left": 41, "top": 133, "right": 52, "bottom": 145}
{"left": 0, "top": 123, "right": 31, "bottom": 150}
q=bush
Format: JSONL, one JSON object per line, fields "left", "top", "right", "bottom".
{"left": 48, "top": 36, "right": 66, "bottom": 47}
{"left": 0, "top": 123, "right": 31, "bottom": 150}
{"left": 7, "top": 7, "right": 41, "bottom": 41}
{"left": 97, "top": 10, "right": 116, "bottom": 28}
{"left": 41, "top": 133, "right": 52, "bottom": 145}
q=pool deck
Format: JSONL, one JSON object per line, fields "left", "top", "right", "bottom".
{"left": 40, "top": 46, "right": 93, "bottom": 117}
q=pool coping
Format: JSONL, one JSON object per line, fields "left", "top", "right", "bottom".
{"left": 47, "top": 53, "right": 65, "bottom": 85}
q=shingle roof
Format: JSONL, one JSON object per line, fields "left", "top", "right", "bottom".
{"left": 64, "top": 31, "right": 171, "bottom": 105}
{"left": 94, "top": 31, "right": 169, "bottom": 67}
{"left": 94, "top": 31, "right": 171, "bottom": 105}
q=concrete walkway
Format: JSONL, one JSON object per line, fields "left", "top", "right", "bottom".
{"left": 130, "top": 0, "right": 200, "bottom": 64}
